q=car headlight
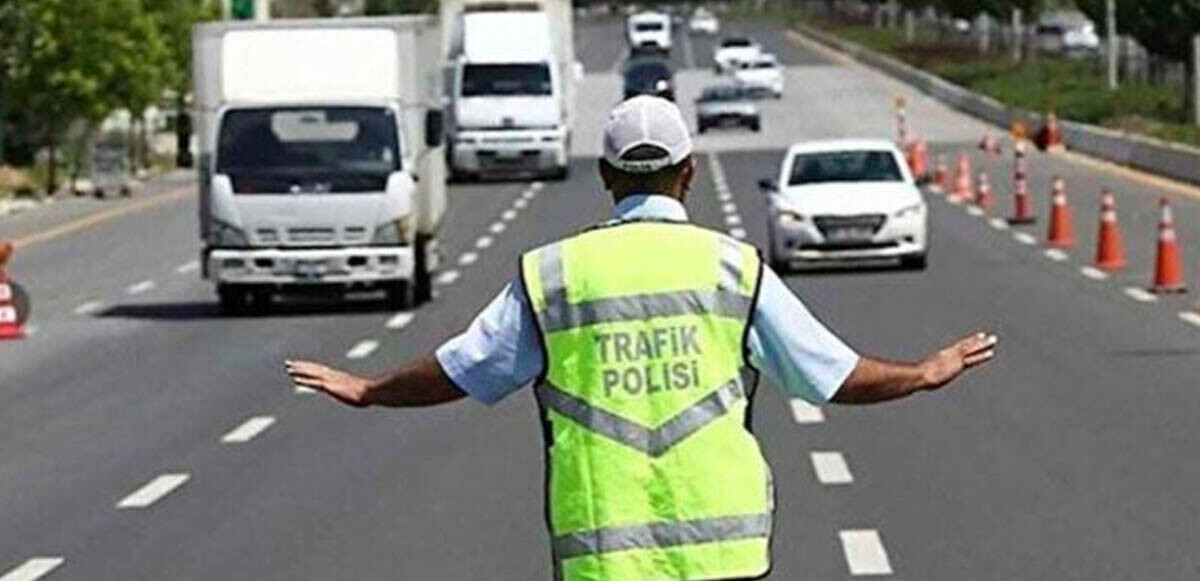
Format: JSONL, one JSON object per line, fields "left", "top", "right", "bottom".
{"left": 209, "top": 219, "right": 248, "bottom": 247}
{"left": 372, "top": 218, "right": 411, "bottom": 246}
{"left": 894, "top": 203, "right": 925, "bottom": 219}
{"left": 776, "top": 210, "right": 807, "bottom": 225}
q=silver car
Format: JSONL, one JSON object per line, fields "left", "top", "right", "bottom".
{"left": 695, "top": 85, "right": 760, "bottom": 133}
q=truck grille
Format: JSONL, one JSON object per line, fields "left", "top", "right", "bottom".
{"left": 287, "top": 227, "right": 337, "bottom": 244}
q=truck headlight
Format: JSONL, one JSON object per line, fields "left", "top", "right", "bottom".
{"left": 209, "top": 219, "right": 248, "bottom": 247}
{"left": 894, "top": 203, "right": 925, "bottom": 219}
{"left": 372, "top": 218, "right": 409, "bottom": 245}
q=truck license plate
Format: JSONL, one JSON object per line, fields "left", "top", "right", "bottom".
{"left": 827, "top": 227, "right": 874, "bottom": 242}
{"left": 295, "top": 259, "right": 328, "bottom": 278}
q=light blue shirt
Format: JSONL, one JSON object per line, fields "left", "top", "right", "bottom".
{"left": 435, "top": 194, "right": 860, "bottom": 406}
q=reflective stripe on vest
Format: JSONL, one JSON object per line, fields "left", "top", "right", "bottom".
{"left": 553, "top": 513, "right": 772, "bottom": 560}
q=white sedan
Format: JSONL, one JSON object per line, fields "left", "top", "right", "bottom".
{"left": 713, "top": 37, "right": 760, "bottom": 73}
{"left": 759, "top": 139, "right": 928, "bottom": 270}
{"left": 733, "top": 53, "right": 783, "bottom": 98}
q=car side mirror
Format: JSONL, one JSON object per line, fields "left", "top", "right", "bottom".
{"left": 757, "top": 178, "right": 777, "bottom": 192}
{"left": 424, "top": 109, "right": 444, "bottom": 147}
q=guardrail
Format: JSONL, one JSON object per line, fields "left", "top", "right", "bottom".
{"left": 796, "top": 24, "right": 1200, "bottom": 188}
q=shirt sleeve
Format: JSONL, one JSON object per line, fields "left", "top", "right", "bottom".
{"left": 746, "top": 266, "right": 860, "bottom": 404}
{"left": 435, "top": 276, "right": 545, "bottom": 405}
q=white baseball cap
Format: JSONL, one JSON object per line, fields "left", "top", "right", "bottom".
{"left": 603, "top": 96, "right": 693, "bottom": 173}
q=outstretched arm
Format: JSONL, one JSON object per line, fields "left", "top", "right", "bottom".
{"left": 285, "top": 355, "right": 466, "bottom": 408}
{"left": 832, "top": 332, "right": 998, "bottom": 404}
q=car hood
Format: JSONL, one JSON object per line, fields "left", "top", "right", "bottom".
{"left": 455, "top": 96, "right": 561, "bottom": 130}
{"left": 776, "top": 182, "right": 922, "bottom": 215}
{"left": 715, "top": 47, "right": 760, "bottom": 63}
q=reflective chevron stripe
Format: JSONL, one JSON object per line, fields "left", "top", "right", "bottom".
{"left": 553, "top": 513, "right": 772, "bottom": 559}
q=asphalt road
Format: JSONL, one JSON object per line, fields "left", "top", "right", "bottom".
{"left": 3, "top": 15, "right": 1200, "bottom": 580}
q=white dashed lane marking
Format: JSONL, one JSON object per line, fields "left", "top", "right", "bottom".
{"left": 987, "top": 217, "right": 1009, "bottom": 230}
{"left": 530, "top": 182, "right": 544, "bottom": 192}
{"left": 965, "top": 206, "right": 985, "bottom": 217}
{"left": 458, "top": 252, "right": 479, "bottom": 266}
{"left": 729, "top": 228, "right": 747, "bottom": 240}
{"left": 126, "top": 280, "right": 156, "bottom": 295}
{"left": 502, "top": 209, "right": 518, "bottom": 221}
{"left": 175, "top": 260, "right": 200, "bottom": 274}
{"left": 385, "top": 312, "right": 414, "bottom": 330}
{"left": 117, "top": 473, "right": 189, "bottom": 509}
{"left": 1043, "top": 249, "right": 1069, "bottom": 262}
{"left": 1012, "top": 232, "right": 1038, "bottom": 245}
{"left": 489, "top": 222, "right": 506, "bottom": 234}
{"left": 724, "top": 215, "right": 742, "bottom": 226}
{"left": 0, "top": 557, "right": 65, "bottom": 581}
{"left": 789, "top": 399, "right": 825, "bottom": 424}
{"left": 1079, "top": 266, "right": 1109, "bottom": 280}
{"left": 810, "top": 451, "right": 854, "bottom": 485}
{"left": 221, "top": 416, "right": 275, "bottom": 444}
{"left": 1123, "top": 287, "right": 1158, "bottom": 303}
{"left": 436, "top": 270, "right": 461, "bottom": 286}
{"left": 840, "top": 529, "right": 894, "bottom": 576}
{"left": 73, "top": 300, "right": 104, "bottom": 315}
{"left": 721, "top": 202, "right": 737, "bottom": 214}
{"left": 514, "top": 198, "right": 528, "bottom": 209}
{"left": 346, "top": 340, "right": 380, "bottom": 360}
{"left": 476, "top": 236, "right": 494, "bottom": 249}
{"left": 1179, "top": 311, "right": 1200, "bottom": 327}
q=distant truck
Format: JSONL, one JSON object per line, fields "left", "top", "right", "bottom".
{"left": 442, "top": 0, "right": 578, "bottom": 181}
{"left": 627, "top": 11, "right": 672, "bottom": 54}
{"left": 192, "top": 17, "right": 447, "bottom": 313}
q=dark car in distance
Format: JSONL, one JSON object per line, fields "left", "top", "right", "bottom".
{"left": 622, "top": 58, "right": 675, "bottom": 101}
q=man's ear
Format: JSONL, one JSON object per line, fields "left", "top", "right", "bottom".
{"left": 598, "top": 158, "right": 614, "bottom": 192}
{"left": 679, "top": 157, "right": 697, "bottom": 195}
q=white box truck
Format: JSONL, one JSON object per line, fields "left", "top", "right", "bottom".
{"left": 441, "top": 0, "right": 579, "bottom": 181}
{"left": 193, "top": 17, "right": 447, "bottom": 313}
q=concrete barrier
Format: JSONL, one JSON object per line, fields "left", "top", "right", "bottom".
{"left": 797, "top": 24, "right": 1200, "bottom": 187}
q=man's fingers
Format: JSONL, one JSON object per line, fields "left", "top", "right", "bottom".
{"left": 958, "top": 332, "right": 998, "bottom": 356}
{"left": 963, "top": 349, "right": 996, "bottom": 367}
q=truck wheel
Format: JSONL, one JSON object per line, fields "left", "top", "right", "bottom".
{"left": 550, "top": 165, "right": 570, "bottom": 181}
{"left": 412, "top": 235, "right": 433, "bottom": 304}
{"left": 384, "top": 280, "right": 415, "bottom": 310}
{"left": 217, "top": 284, "right": 250, "bottom": 316}
{"left": 94, "top": 189, "right": 106, "bottom": 199}
{"left": 900, "top": 253, "right": 928, "bottom": 271}
{"left": 749, "top": 120, "right": 761, "bottom": 132}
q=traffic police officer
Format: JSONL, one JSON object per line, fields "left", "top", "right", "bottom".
{"left": 286, "top": 96, "right": 998, "bottom": 581}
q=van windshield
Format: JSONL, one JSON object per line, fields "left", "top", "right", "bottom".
{"left": 788, "top": 151, "right": 904, "bottom": 185}
{"left": 217, "top": 106, "right": 399, "bottom": 194}
{"left": 461, "top": 63, "right": 552, "bottom": 97}
{"left": 635, "top": 22, "right": 665, "bottom": 31}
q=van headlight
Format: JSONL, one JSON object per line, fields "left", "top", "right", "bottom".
{"left": 372, "top": 218, "right": 409, "bottom": 245}
{"left": 209, "top": 219, "right": 248, "bottom": 247}
{"left": 894, "top": 203, "right": 925, "bottom": 219}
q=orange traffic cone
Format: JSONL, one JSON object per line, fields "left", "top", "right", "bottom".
{"left": 1046, "top": 176, "right": 1076, "bottom": 247}
{"left": 1150, "top": 197, "right": 1187, "bottom": 293}
{"left": 975, "top": 171, "right": 993, "bottom": 212}
{"left": 979, "top": 132, "right": 1002, "bottom": 155}
{"left": 907, "top": 139, "right": 928, "bottom": 182}
{"left": 953, "top": 153, "right": 973, "bottom": 202}
{"left": 0, "top": 242, "right": 25, "bottom": 340}
{"left": 932, "top": 155, "right": 949, "bottom": 193}
{"left": 1094, "top": 189, "right": 1126, "bottom": 271}
{"left": 1008, "top": 141, "right": 1035, "bottom": 224}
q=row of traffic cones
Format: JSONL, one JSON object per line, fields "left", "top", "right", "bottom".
{"left": 0, "top": 241, "right": 26, "bottom": 340}
{"left": 931, "top": 149, "right": 1190, "bottom": 294}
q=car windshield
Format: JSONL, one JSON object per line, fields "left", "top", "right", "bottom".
{"left": 699, "top": 87, "right": 746, "bottom": 102}
{"left": 788, "top": 150, "right": 904, "bottom": 185}
{"left": 635, "top": 22, "right": 664, "bottom": 31}
{"left": 722, "top": 38, "right": 752, "bottom": 47}
{"left": 461, "top": 63, "right": 552, "bottom": 97}
{"left": 748, "top": 60, "right": 777, "bottom": 69}
{"left": 217, "top": 106, "right": 399, "bottom": 194}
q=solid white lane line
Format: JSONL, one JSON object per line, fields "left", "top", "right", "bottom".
{"left": 724, "top": 214, "right": 742, "bottom": 226}
{"left": 1178, "top": 311, "right": 1200, "bottom": 327}
{"left": 436, "top": 270, "right": 461, "bottom": 286}
{"left": 729, "top": 228, "right": 747, "bottom": 240}
{"left": 458, "top": 252, "right": 479, "bottom": 266}
{"left": 489, "top": 222, "right": 506, "bottom": 234}
{"left": 476, "top": 236, "right": 493, "bottom": 249}
{"left": 117, "top": 473, "right": 189, "bottom": 509}
{"left": 175, "top": 260, "right": 200, "bottom": 274}
{"left": 514, "top": 198, "right": 528, "bottom": 209}
{"left": 1079, "top": 266, "right": 1109, "bottom": 280}
{"left": 965, "top": 206, "right": 985, "bottom": 217}
{"left": 1012, "top": 232, "right": 1038, "bottom": 245}
{"left": 1043, "top": 249, "right": 1069, "bottom": 262}
{"left": 810, "top": 451, "right": 854, "bottom": 485}
{"left": 73, "top": 300, "right": 105, "bottom": 315}
{"left": 987, "top": 217, "right": 1009, "bottom": 230}
{"left": 789, "top": 399, "right": 826, "bottom": 424}
{"left": 502, "top": 209, "right": 518, "bottom": 221}
{"left": 385, "top": 312, "right": 414, "bottom": 330}
{"left": 721, "top": 202, "right": 737, "bottom": 214}
{"left": 126, "top": 280, "right": 156, "bottom": 295}
{"left": 1123, "top": 287, "right": 1158, "bottom": 303}
{"left": 345, "top": 340, "right": 380, "bottom": 360}
{"left": 1, "top": 557, "right": 65, "bottom": 581}
{"left": 839, "top": 530, "right": 894, "bottom": 576}
{"left": 221, "top": 416, "right": 276, "bottom": 444}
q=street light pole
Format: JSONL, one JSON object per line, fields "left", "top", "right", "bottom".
{"left": 1106, "top": 0, "right": 1118, "bottom": 90}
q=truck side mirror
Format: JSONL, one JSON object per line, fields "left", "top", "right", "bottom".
{"left": 757, "top": 178, "right": 777, "bottom": 192}
{"left": 573, "top": 61, "right": 585, "bottom": 82}
{"left": 424, "top": 109, "right": 444, "bottom": 147}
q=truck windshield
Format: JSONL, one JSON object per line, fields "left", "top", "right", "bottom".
{"left": 217, "top": 106, "right": 399, "bottom": 194}
{"left": 635, "top": 22, "right": 664, "bottom": 31}
{"left": 461, "top": 64, "right": 552, "bottom": 97}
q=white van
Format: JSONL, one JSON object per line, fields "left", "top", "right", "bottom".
{"left": 627, "top": 12, "right": 671, "bottom": 54}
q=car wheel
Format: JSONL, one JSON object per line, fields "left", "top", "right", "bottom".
{"left": 413, "top": 234, "right": 433, "bottom": 304}
{"left": 900, "top": 253, "right": 928, "bottom": 271}
{"left": 749, "top": 120, "right": 761, "bottom": 132}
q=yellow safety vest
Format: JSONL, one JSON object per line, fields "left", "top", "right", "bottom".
{"left": 521, "top": 219, "right": 774, "bottom": 581}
